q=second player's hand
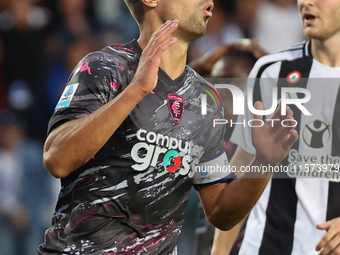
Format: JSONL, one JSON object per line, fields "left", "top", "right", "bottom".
{"left": 316, "top": 218, "right": 340, "bottom": 255}
{"left": 252, "top": 101, "right": 298, "bottom": 167}
{"left": 131, "top": 19, "right": 179, "bottom": 97}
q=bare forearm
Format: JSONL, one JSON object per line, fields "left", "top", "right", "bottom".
{"left": 44, "top": 85, "right": 145, "bottom": 178}
{"left": 200, "top": 156, "right": 272, "bottom": 231}
{"left": 199, "top": 103, "right": 298, "bottom": 231}
{"left": 211, "top": 220, "right": 244, "bottom": 255}
{"left": 214, "top": 159, "right": 271, "bottom": 230}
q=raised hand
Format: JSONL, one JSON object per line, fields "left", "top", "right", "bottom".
{"left": 131, "top": 19, "right": 179, "bottom": 97}
{"left": 316, "top": 218, "right": 340, "bottom": 255}
{"left": 252, "top": 101, "right": 298, "bottom": 166}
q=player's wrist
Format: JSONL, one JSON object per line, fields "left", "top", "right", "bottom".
{"left": 125, "top": 82, "right": 151, "bottom": 101}
{"left": 253, "top": 153, "right": 279, "bottom": 168}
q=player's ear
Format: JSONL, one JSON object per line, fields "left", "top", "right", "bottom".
{"left": 141, "top": 0, "right": 158, "bottom": 8}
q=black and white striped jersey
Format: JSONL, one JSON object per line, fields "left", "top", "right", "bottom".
{"left": 231, "top": 40, "right": 340, "bottom": 255}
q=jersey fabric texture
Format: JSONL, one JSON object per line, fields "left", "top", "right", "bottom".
{"left": 38, "top": 40, "right": 234, "bottom": 255}
{"left": 231, "top": 40, "right": 340, "bottom": 255}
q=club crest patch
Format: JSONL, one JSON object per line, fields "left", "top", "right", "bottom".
{"left": 167, "top": 93, "right": 184, "bottom": 124}
{"left": 287, "top": 71, "right": 301, "bottom": 84}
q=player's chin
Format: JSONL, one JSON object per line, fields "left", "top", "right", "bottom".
{"left": 188, "top": 27, "right": 207, "bottom": 41}
{"left": 303, "top": 28, "right": 322, "bottom": 39}
{"left": 200, "top": 21, "right": 208, "bottom": 34}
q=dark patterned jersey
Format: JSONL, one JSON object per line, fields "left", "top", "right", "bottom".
{"left": 38, "top": 40, "right": 234, "bottom": 255}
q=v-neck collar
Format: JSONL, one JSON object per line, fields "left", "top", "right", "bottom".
{"left": 128, "top": 39, "right": 187, "bottom": 90}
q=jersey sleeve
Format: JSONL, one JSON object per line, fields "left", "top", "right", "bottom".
{"left": 47, "top": 52, "right": 122, "bottom": 134}
{"left": 193, "top": 86, "right": 236, "bottom": 189}
{"left": 193, "top": 151, "right": 236, "bottom": 190}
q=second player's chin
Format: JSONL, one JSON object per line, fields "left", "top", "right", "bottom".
{"left": 304, "top": 29, "right": 319, "bottom": 39}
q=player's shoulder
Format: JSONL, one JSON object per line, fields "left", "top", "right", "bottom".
{"left": 102, "top": 40, "right": 140, "bottom": 60}
{"left": 251, "top": 40, "right": 310, "bottom": 78}
{"left": 81, "top": 40, "right": 140, "bottom": 68}
{"left": 186, "top": 66, "right": 223, "bottom": 110}
{"left": 186, "top": 65, "right": 215, "bottom": 88}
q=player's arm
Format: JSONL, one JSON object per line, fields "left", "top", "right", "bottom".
{"left": 210, "top": 146, "right": 254, "bottom": 255}
{"left": 197, "top": 102, "right": 298, "bottom": 231}
{"left": 188, "top": 44, "right": 233, "bottom": 75}
{"left": 211, "top": 219, "right": 245, "bottom": 255}
{"left": 316, "top": 217, "right": 340, "bottom": 255}
{"left": 43, "top": 20, "right": 179, "bottom": 179}
{"left": 188, "top": 39, "right": 267, "bottom": 76}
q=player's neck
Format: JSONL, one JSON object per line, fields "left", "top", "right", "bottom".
{"left": 311, "top": 35, "right": 340, "bottom": 67}
{"left": 159, "top": 40, "right": 188, "bottom": 80}
{"left": 138, "top": 31, "right": 188, "bottom": 81}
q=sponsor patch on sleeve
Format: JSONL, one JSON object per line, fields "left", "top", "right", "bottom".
{"left": 55, "top": 83, "right": 79, "bottom": 110}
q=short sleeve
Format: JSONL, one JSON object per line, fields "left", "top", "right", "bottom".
{"left": 193, "top": 84, "right": 237, "bottom": 188}
{"left": 47, "top": 52, "right": 121, "bottom": 134}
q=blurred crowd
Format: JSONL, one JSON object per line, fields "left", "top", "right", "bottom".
{"left": 0, "top": 0, "right": 305, "bottom": 254}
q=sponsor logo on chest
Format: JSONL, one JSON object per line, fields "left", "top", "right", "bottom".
{"left": 130, "top": 129, "right": 203, "bottom": 177}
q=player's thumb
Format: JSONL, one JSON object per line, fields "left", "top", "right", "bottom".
{"left": 253, "top": 101, "right": 264, "bottom": 121}
{"left": 317, "top": 220, "right": 333, "bottom": 230}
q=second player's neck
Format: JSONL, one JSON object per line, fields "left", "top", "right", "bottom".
{"left": 311, "top": 36, "right": 340, "bottom": 67}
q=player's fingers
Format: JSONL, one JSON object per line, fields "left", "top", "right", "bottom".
{"left": 318, "top": 234, "right": 340, "bottom": 255}
{"left": 282, "top": 129, "right": 298, "bottom": 150}
{"left": 149, "top": 20, "right": 179, "bottom": 52}
{"left": 283, "top": 115, "right": 297, "bottom": 131}
{"left": 144, "top": 20, "right": 176, "bottom": 53}
{"left": 157, "top": 20, "right": 172, "bottom": 31}
{"left": 276, "top": 116, "right": 297, "bottom": 142}
{"left": 330, "top": 244, "right": 340, "bottom": 255}
{"left": 286, "top": 106, "right": 294, "bottom": 118}
{"left": 272, "top": 101, "right": 283, "bottom": 120}
{"left": 316, "top": 224, "right": 340, "bottom": 251}
{"left": 317, "top": 220, "right": 336, "bottom": 230}
{"left": 144, "top": 20, "right": 172, "bottom": 50}
{"left": 281, "top": 106, "right": 293, "bottom": 121}
{"left": 152, "top": 37, "right": 178, "bottom": 59}
{"left": 253, "top": 101, "right": 264, "bottom": 121}
{"left": 152, "top": 20, "right": 173, "bottom": 39}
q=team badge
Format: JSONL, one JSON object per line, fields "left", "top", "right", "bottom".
{"left": 167, "top": 93, "right": 184, "bottom": 123}
{"left": 287, "top": 71, "right": 301, "bottom": 84}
